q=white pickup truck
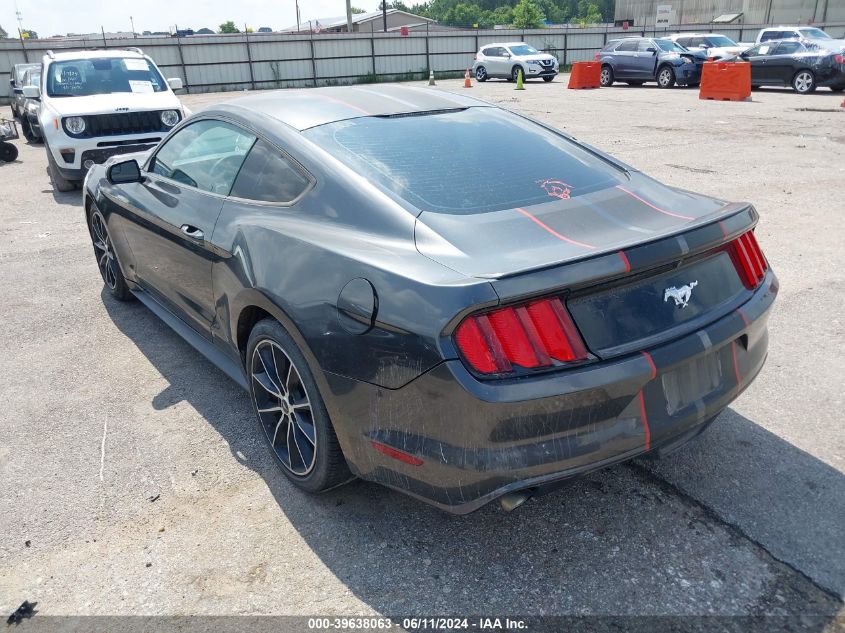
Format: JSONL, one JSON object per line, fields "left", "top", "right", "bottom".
{"left": 740, "top": 26, "right": 845, "bottom": 50}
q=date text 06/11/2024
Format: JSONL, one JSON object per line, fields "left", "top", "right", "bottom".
{"left": 306, "top": 617, "right": 528, "bottom": 630}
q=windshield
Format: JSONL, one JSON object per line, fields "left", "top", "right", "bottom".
{"left": 656, "top": 39, "right": 686, "bottom": 52}
{"left": 46, "top": 57, "right": 167, "bottom": 97}
{"left": 508, "top": 44, "right": 539, "bottom": 55}
{"left": 707, "top": 36, "right": 737, "bottom": 47}
{"left": 304, "top": 108, "right": 625, "bottom": 215}
{"left": 799, "top": 28, "right": 830, "bottom": 39}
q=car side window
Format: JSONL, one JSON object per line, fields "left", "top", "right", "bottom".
{"left": 617, "top": 40, "right": 639, "bottom": 52}
{"left": 774, "top": 41, "right": 803, "bottom": 55}
{"left": 229, "top": 140, "right": 311, "bottom": 204}
{"left": 760, "top": 31, "right": 780, "bottom": 42}
{"left": 152, "top": 119, "right": 256, "bottom": 195}
{"left": 637, "top": 40, "right": 653, "bottom": 52}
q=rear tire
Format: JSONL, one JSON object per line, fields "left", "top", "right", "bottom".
{"left": 657, "top": 65, "right": 676, "bottom": 88}
{"left": 247, "top": 319, "right": 352, "bottom": 494}
{"left": 792, "top": 69, "right": 816, "bottom": 94}
{"left": 47, "top": 149, "right": 76, "bottom": 192}
{"left": 600, "top": 65, "right": 614, "bottom": 87}
{"left": 0, "top": 142, "right": 18, "bottom": 163}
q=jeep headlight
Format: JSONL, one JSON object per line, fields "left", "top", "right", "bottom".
{"left": 65, "top": 116, "right": 86, "bottom": 135}
{"left": 160, "top": 110, "right": 180, "bottom": 127}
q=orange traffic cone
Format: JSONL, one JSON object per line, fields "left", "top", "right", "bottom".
{"left": 464, "top": 68, "right": 472, "bottom": 88}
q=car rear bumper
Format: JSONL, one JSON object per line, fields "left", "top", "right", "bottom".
{"left": 322, "top": 271, "right": 778, "bottom": 513}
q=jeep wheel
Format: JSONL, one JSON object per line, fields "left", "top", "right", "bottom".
{"left": 47, "top": 149, "right": 76, "bottom": 192}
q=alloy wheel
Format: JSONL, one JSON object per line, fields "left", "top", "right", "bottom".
{"left": 658, "top": 68, "right": 673, "bottom": 87}
{"left": 251, "top": 339, "right": 317, "bottom": 476}
{"left": 91, "top": 211, "right": 118, "bottom": 290}
{"left": 794, "top": 71, "right": 813, "bottom": 93}
{"left": 475, "top": 66, "right": 487, "bottom": 81}
{"left": 600, "top": 67, "right": 612, "bottom": 86}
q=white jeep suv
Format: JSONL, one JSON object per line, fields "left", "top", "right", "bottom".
{"left": 24, "top": 48, "right": 187, "bottom": 191}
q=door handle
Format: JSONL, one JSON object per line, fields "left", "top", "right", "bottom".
{"left": 180, "top": 224, "right": 204, "bottom": 240}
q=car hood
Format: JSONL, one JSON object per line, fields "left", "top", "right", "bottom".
{"left": 707, "top": 45, "right": 746, "bottom": 55}
{"left": 45, "top": 91, "right": 183, "bottom": 117}
{"left": 415, "top": 173, "right": 743, "bottom": 279}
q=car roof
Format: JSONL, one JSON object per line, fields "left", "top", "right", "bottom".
{"left": 480, "top": 42, "right": 528, "bottom": 48}
{"left": 217, "top": 84, "right": 492, "bottom": 132}
{"left": 45, "top": 49, "right": 145, "bottom": 62}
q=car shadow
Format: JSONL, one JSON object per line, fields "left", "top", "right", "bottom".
{"left": 100, "top": 290, "right": 844, "bottom": 617}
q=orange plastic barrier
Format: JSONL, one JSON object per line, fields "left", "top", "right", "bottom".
{"left": 568, "top": 62, "right": 601, "bottom": 89}
{"left": 699, "top": 61, "right": 751, "bottom": 102}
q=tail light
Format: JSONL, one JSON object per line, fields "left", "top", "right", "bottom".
{"left": 729, "top": 230, "right": 768, "bottom": 289}
{"left": 835, "top": 54, "right": 845, "bottom": 65}
{"left": 594, "top": 53, "right": 601, "bottom": 60}
{"left": 454, "top": 297, "right": 588, "bottom": 375}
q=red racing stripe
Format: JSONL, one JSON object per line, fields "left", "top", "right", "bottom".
{"left": 615, "top": 185, "right": 694, "bottom": 221}
{"left": 638, "top": 391, "right": 651, "bottom": 451}
{"left": 640, "top": 350, "right": 657, "bottom": 380}
{"left": 731, "top": 341, "right": 742, "bottom": 391}
{"left": 618, "top": 250, "right": 631, "bottom": 273}
{"left": 319, "top": 94, "right": 372, "bottom": 115}
{"left": 515, "top": 207, "right": 596, "bottom": 249}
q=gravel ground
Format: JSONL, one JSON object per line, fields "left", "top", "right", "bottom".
{"left": 0, "top": 75, "right": 843, "bottom": 624}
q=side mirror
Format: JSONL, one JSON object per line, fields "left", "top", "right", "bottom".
{"left": 107, "top": 159, "right": 143, "bottom": 184}
{"left": 9, "top": 78, "right": 14, "bottom": 89}
{"left": 647, "top": 47, "right": 657, "bottom": 54}
{"left": 167, "top": 77, "right": 183, "bottom": 90}
{"left": 503, "top": 52, "right": 511, "bottom": 58}
{"left": 22, "top": 85, "right": 40, "bottom": 99}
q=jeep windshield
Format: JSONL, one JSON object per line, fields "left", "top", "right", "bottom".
{"left": 46, "top": 57, "right": 168, "bottom": 97}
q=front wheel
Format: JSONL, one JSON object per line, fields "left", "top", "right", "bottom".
{"left": 475, "top": 66, "right": 488, "bottom": 82}
{"left": 89, "top": 209, "right": 133, "bottom": 301}
{"left": 657, "top": 66, "right": 676, "bottom": 88}
{"left": 511, "top": 65, "right": 524, "bottom": 82}
{"left": 22, "top": 118, "right": 36, "bottom": 142}
{"left": 792, "top": 70, "right": 816, "bottom": 94}
{"left": 247, "top": 319, "right": 352, "bottom": 493}
{"left": 600, "top": 65, "right": 614, "bottom": 87}
{"left": 542, "top": 76, "right": 554, "bottom": 82}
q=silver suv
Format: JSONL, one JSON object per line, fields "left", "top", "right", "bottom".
{"left": 472, "top": 42, "right": 559, "bottom": 83}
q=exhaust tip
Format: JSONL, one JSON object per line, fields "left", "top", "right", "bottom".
{"left": 499, "top": 490, "right": 532, "bottom": 512}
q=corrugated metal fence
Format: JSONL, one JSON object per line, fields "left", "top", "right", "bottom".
{"left": 3, "top": 21, "right": 845, "bottom": 100}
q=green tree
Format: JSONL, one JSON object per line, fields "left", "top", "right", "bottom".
{"left": 575, "top": 0, "right": 601, "bottom": 25}
{"left": 482, "top": 6, "right": 514, "bottom": 26}
{"left": 444, "top": 3, "right": 483, "bottom": 26}
{"left": 350, "top": 6, "right": 367, "bottom": 13}
{"left": 219, "top": 20, "right": 240, "bottom": 33}
{"left": 512, "top": 0, "right": 545, "bottom": 28}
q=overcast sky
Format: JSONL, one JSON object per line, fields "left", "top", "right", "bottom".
{"left": 3, "top": 0, "right": 383, "bottom": 37}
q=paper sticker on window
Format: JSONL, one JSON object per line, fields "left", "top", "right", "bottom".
{"left": 538, "top": 179, "right": 573, "bottom": 200}
{"left": 129, "top": 80, "right": 154, "bottom": 93}
{"left": 759, "top": 45, "right": 770, "bottom": 55}
{"left": 124, "top": 58, "right": 150, "bottom": 72}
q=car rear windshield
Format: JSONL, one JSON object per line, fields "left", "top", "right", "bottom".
{"left": 799, "top": 28, "right": 830, "bottom": 39}
{"left": 46, "top": 57, "right": 167, "bottom": 97}
{"left": 303, "top": 107, "right": 626, "bottom": 215}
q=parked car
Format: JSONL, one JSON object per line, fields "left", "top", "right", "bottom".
{"left": 733, "top": 39, "right": 845, "bottom": 93}
{"left": 747, "top": 26, "right": 845, "bottom": 50}
{"left": 25, "top": 48, "right": 187, "bottom": 192}
{"left": 472, "top": 42, "right": 559, "bottom": 82}
{"left": 19, "top": 67, "right": 42, "bottom": 143}
{"left": 83, "top": 85, "right": 777, "bottom": 514}
{"left": 663, "top": 33, "right": 746, "bottom": 60}
{"left": 598, "top": 37, "right": 707, "bottom": 88}
{"left": 9, "top": 62, "right": 40, "bottom": 119}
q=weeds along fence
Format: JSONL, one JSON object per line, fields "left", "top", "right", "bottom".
{"left": 3, "top": 21, "right": 845, "bottom": 100}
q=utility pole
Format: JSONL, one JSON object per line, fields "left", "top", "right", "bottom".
{"left": 346, "top": 0, "right": 353, "bottom": 32}
{"left": 383, "top": 1, "right": 387, "bottom": 33}
{"left": 296, "top": 0, "right": 301, "bottom": 32}
{"left": 130, "top": 16, "right": 136, "bottom": 38}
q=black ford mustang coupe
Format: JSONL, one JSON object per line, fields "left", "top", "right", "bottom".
{"left": 83, "top": 85, "right": 777, "bottom": 513}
